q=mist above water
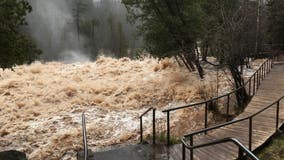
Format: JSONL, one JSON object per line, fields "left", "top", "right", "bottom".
{"left": 25, "top": 0, "right": 141, "bottom": 62}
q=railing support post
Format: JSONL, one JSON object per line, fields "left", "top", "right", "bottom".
{"left": 153, "top": 108, "right": 156, "bottom": 144}
{"left": 182, "top": 142, "right": 186, "bottom": 160}
{"left": 258, "top": 70, "right": 261, "bottom": 88}
{"left": 226, "top": 95, "right": 230, "bottom": 122}
{"left": 238, "top": 147, "right": 244, "bottom": 160}
{"left": 249, "top": 117, "right": 253, "bottom": 151}
{"left": 205, "top": 102, "right": 208, "bottom": 134}
{"left": 253, "top": 74, "right": 256, "bottom": 95}
{"left": 190, "top": 135, "right": 194, "bottom": 160}
{"left": 256, "top": 71, "right": 259, "bottom": 89}
{"left": 82, "top": 113, "right": 88, "bottom": 160}
{"left": 261, "top": 65, "right": 263, "bottom": 80}
{"left": 249, "top": 78, "right": 251, "bottom": 96}
{"left": 264, "top": 63, "right": 266, "bottom": 77}
{"left": 258, "top": 69, "right": 261, "bottom": 87}
{"left": 276, "top": 101, "right": 280, "bottom": 132}
{"left": 167, "top": 111, "right": 170, "bottom": 146}
{"left": 265, "top": 60, "right": 268, "bottom": 74}
{"left": 140, "top": 117, "right": 143, "bottom": 143}
{"left": 268, "top": 58, "right": 271, "bottom": 72}
{"left": 262, "top": 65, "right": 264, "bottom": 80}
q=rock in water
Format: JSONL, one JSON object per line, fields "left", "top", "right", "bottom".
{"left": 0, "top": 150, "right": 27, "bottom": 160}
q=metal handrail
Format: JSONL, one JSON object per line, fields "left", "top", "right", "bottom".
{"left": 139, "top": 107, "right": 156, "bottom": 144}
{"left": 140, "top": 107, "right": 154, "bottom": 118}
{"left": 82, "top": 113, "right": 88, "bottom": 160}
{"left": 181, "top": 137, "right": 259, "bottom": 160}
{"left": 162, "top": 58, "right": 273, "bottom": 145}
{"left": 184, "top": 96, "right": 284, "bottom": 138}
{"left": 163, "top": 59, "right": 271, "bottom": 113}
{"left": 183, "top": 96, "right": 284, "bottom": 160}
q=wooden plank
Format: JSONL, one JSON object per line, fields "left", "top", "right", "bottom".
{"left": 171, "top": 64, "right": 284, "bottom": 160}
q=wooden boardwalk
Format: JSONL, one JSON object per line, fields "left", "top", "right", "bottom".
{"left": 89, "top": 58, "right": 284, "bottom": 160}
{"left": 167, "top": 62, "right": 284, "bottom": 160}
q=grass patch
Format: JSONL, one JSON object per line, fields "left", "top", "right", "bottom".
{"left": 157, "top": 133, "right": 180, "bottom": 145}
{"left": 256, "top": 131, "right": 284, "bottom": 160}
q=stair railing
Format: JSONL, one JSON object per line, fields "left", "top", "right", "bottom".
{"left": 162, "top": 58, "right": 273, "bottom": 145}
{"left": 182, "top": 96, "right": 284, "bottom": 160}
{"left": 181, "top": 137, "right": 259, "bottom": 160}
{"left": 139, "top": 107, "right": 156, "bottom": 144}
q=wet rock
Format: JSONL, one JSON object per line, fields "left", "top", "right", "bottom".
{"left": 77, "top": 149, "right": 95, "bottom": 160}
{"left": 0, "top": 150, "right": 27, "bottom": 160}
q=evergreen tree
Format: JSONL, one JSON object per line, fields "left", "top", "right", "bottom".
{"left": 122, "top": 0, "right": 206, "bottom": 78}
{"left": 267, "top": 0, "right": 284, "bottom": 48}
{"left": 0, "top": 0, "right": 41, "bottom": 69}
{"left": 117, "top": 21, "right": 128, "bottom": 58}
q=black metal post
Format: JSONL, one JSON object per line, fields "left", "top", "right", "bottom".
{"left": 262, "top": 65, "right": 264, "bottom": 80}
{"left": 140, "top": 117, "right": 143, "bottom": 143}
{"left": 264, "top": 63, "right": 266, "bottom": 77}
{"left": 182, "top": 143, "right": 186, "bottom": 160}
{"left": 261, "top": 64, "right": 263, "bottom": 78}
{"left": 266, "top": 59, "right": 269, "bottom": 73}
{"left": 260, "top": 68, "right": 262, "bottom": 84}
{"left": 266, "top": 60, "right": 268, "bottom": 74}
{"left": 249, "top": 78, "right": 251, "bottom": 96}
{"left": 258, "top": 69, "right": 261, "bottom": 86}
{"left": 153, "top": 108, "right": 156, "bottom": 144}
{"left": 268, "top": 59, "right": 270, "bottom": 71}
{"left": 82, "top": 113, "right": 88, "bottom": 160}
{"left": 249, "top": 117, "right": 253, "bottom": 151}
{"left": 226, "top": 94, "right": 230, "bottom": 122}
{"left": 258, "top": 70, "right": 260, "bottom": 88}
{"left": 260, "top": 65, "right": 263, "bottom": 80}
{"left": 264, "top": 61, "right": 267, "bottom": 77}
{"left": 256, "top": 71, "right": 259, "bottom": 89}
{"left": 238, "top": 147, "right": 244, "bottom": 160}
{"left": 276, "top": 101, "right": 280, "bottom": 132}
{"left": 205, "top": 102, "right": 208, "bottom": 134}
{"left": 190, "top": 135, "right": 193, "bottom": 160}
{"left": 253, "top": 74, "right": 256, "bottom": 95}
{"left": 167, "top": 111, "right": 170, "bottom": 146}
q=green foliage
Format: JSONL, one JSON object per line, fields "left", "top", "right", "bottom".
{"left": 123, "top": 0, "right": 206, "bottom": 58}
{"left": 202, "top": 0, "right": 253, "bottom": 65}
{"left": 267, "top": 0, "right": 284, "bottom": 46}
{"left": 0, "top": 0, "right": 41, "bottom": 69}
{"left": 157, "top": 133, "right": 180, "bottom": 145}
{"left": 257, "top": 132, "right": 284, "bottom": 160}
{"left": 122, "top": 0, "right": 207, "bottom": 78}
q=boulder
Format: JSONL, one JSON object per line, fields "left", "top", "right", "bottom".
{"left": 0, "top": 150, "right": 27, "bottom": 160}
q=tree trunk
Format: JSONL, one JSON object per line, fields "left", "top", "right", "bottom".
{"left": 183, "top": 53, "right": 195, "bottom": 70}
{"left": 202, "top": 44, "right": 208, "bottom": 61}
{"left": 229, "top": 65, "right": 249, "bottom": 108}
{"left": 174, "top": 55, "right": 183, "bottom": 67}
{"left": 194, "top": 59, "right": 204, "bottom": 79}
{"left": 178, "top": 54, "right": 192, "bottom": 72}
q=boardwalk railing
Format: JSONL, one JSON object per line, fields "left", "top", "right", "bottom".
{"left": 162, "top": 58, "right": 273, "bottom": 145}
{"left": 181, "top": 137, "right": 259, "bottom": 160}
{"left": 182, "top": 96, "right": 284, "bottom": 160}
{"left": 139, "top": 107, "right": 156, "bottom": 144}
